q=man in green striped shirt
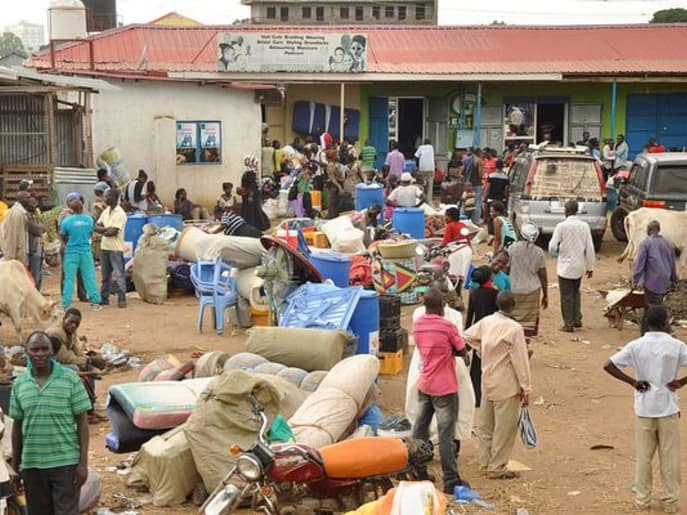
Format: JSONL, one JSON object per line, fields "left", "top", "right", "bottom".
{"left": 360, "top": 139, "right": 378, "bottom": 171}
{"left": 10, "top": 331, "right": 91, "bottom": 515}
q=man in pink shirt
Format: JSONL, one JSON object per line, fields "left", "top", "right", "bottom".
{"left": 412, "top": 288, "right": 468, "bottom": 493}
{"left": 385, "top": 141, "right": 406, "bottom": 178}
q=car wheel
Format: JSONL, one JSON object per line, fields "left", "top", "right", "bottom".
{"left": 593, "top": 233, "right": 604, "bottom": 252}
{"left": 610, "top": 208, "right": 628, "bottom": 242}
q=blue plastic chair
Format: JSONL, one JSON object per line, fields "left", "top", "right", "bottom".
{"left": 190, "top": 260, "right": 217, "bottom": 333}
{"left": 212, "top": 258, "right": 239, "bottom": 336}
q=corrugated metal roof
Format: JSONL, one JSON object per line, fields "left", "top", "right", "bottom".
{"left": 0, "top": 65, "right": 120, "bottom": 91}
{"left": 28, "top": 24, "right": 687, "bottom": 78}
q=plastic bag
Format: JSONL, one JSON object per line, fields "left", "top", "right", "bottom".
{"left": 268, "top": 415, "right": 294, "bottom": 443}
{"left": 518, "top": 407, "right": 538, "bottom": 449}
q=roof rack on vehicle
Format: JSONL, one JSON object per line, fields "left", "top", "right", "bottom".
{"left": 527, "top": 141, "right": 590, "bottom": 155}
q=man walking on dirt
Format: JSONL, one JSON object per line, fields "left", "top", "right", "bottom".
{"left": 412, "top": 288, "right": 468, "bottom": 493}
{"left": 548, "top": 200, "right": 595, "bottom": 332}
{"left": 604, "top": 305, "right": 687, "bottom": 513}
{"left": 464, "top": 291, "right": 531, "bottom": 480}
{"left": 632, "top": 220, "right": 677, "bottom": 335}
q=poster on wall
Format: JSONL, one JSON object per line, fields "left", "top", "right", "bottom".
{"left": 217, "top": 32, "right": 368, "bottom": 73}
{"left": 200, "top": 122, "right": 220, "bottom": 148}
{"left": 176, "top": 122, "right": 196, "bottom": 148}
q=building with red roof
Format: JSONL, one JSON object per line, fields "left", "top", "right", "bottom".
{"left": 26, "top": 21, "right": 687, "bottom": 204}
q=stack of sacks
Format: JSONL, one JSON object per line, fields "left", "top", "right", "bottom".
{"left": 321, "top": 216, "right": 365, "bottom": 254}
{"left": 289, "top": 355, "right": 379, "bottom": 448}
{"left": 246, "top": 327, "right": 347, "bottom": 371}
{"left": 127, "top": 426, "right": 201, "bottom": 507}
{"left": 224, "top": 352, "right": 328, "bottom": 392}
{"left": 185, "top": 369, "right": 309, "bottom": 492}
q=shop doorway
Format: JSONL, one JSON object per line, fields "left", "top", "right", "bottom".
{"left": 397, "top": 98, "right": 424, "bottom": 158}
{"left": 536, "top": 103, "right": 566, "bottom": 144}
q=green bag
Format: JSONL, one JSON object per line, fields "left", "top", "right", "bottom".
{"left": 268, "top": 415, "right": 295, "bottom": 444}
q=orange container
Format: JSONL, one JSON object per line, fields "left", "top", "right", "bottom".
{"left": 311, "top": 190, "right": 322, "bottom": 210}
{"left": 379, "top": 350, "right": 403, "bottom": 375}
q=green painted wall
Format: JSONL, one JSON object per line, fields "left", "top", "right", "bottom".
{"left": 359, "top": 81, "right": 687, "bottom": 151}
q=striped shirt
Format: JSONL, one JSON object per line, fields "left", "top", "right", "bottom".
{"left": 10, "top": 361, "right": 91, "bottom": 469}
{"left": 413, "top": 314, "right": 465, "bottom": 396}
{"left": 221, "top": 213, "right": 247, "bottom": 236}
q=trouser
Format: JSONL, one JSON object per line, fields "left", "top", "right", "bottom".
{"left": 641, "top": 289, "right": 666, "bottom": 336}
{"left": 29, "top": 252, "right": 43, "bottom": 291}
{"left": 62, "top": 251, "right": 101, "bottom": 309}
{"left": 234, "top": 223, "right": 263, "bottom": 238}
{"left": 470, "top": 353, "right": 482, "bottom": 407}
{"left": 419, "top": 170, "right": 435, "bottom": 203}
{"left": 479, "top": 394, "right": 520, "bottom": 476}
{"left": 412, "top": 391, "right": 459, "bottom": 490}
{"left": 60, "top": 251, "right": 87, "bottom": 302}
{"left": 100, "top": 250, "right": 127, "bottom": 305}
{"left": 635, "top": 414, "right": 680, "bottom": 510}
{"left": 471, "top": 185, "right": 483, "bottom": 224}
{"left": 558, "top": 276, "right": 582, "bottom": 329}
{"left": 22, "top": 465, "right": 79, "bottom": 515}
{"left": 191, "top": 206, "right": 211, "bottom": 220}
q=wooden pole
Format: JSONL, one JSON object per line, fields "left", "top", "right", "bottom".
{"left": 339, "top": 82, "right": 345, "bottom": 143}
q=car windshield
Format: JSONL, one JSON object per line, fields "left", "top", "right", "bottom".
{"left": 651, "top": 165, "right": 687, "bottom": 195}
{"left": 530, "top": 158, "right": 601, "bottom": 201}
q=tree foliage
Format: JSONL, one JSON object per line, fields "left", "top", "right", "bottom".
{"left": 650, "top": 8, "right": 687, "bottom": 23}
{"left": 0, "top": 32, "right": 28, "bottom": 58}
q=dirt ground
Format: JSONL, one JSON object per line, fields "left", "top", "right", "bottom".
{"left": 2, "top": 232, "right": 687, "bottom": 514}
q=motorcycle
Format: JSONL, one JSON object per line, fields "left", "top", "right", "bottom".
{"left": 200, "top": 395, "right": 433, "bottom": 515}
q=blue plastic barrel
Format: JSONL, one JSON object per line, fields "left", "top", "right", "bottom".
{"left": 392, "top": 207, "right": 425, "bottom": 239}
{"left": 124, "top": 214, "right": 148, "bottom": 261}
{"left": 355, "top": 183, "right": 385, "bottom": 221}
{"left": 310, "top": 252, "right": 351, "bottom": 288}
{"left": 349, "top": 289, "right": 380, "bottom": 355}
{"left": 147, "top": 214, "right": 184, "bottom": 232}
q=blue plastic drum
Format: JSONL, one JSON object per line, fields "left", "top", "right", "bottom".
{"left": 392, "top": 207, "right": 425, "bottom": 239}
{"left": 355, "top": 183, "right": 385, "bottom": 222}
{"left": 124, "top": 214, "right": 148, "bottom": 261}
{"left": 349, "top": 290, "right": 380, "bottom": 355}
{"left": 310, "top": 252, "right": 351, "bottom": 288}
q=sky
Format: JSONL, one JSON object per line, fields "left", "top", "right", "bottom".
{"left": 2, "top": 0, "right": 687, "bottom": 30}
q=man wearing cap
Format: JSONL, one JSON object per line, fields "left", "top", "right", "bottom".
{"left": 60, "top": 194, "right": 102, "bottom": 309}
{"left": 507, "top": 223, "right": 548, "bottom": 341}
{"left": 386, "top": 172, "right": 425, "bottom": 208}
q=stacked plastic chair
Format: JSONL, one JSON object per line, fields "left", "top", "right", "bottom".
{"left": 190, "top": 258, "right": 239, "bottom": 335}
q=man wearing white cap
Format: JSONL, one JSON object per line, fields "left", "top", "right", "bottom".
{"left": 386, "top": 172, "right": 425, "bottom": 208}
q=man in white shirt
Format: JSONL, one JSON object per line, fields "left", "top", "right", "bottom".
{"left": 548, "top": 200, "right": 595, "bottom": 332}
{"left": 614, "top": 134, "right": 629, "bottom": 171}
{"left": 386, "top": 172, "right": 425, "bottom": 208}
{"left": 95, "top": 189, "right": 128, "bottom": 308}
{"left": 604, "top": 305, "right": 687, "bottom": 513}
{"left": 415, "top": 139, "right": 436, "bottom": 203}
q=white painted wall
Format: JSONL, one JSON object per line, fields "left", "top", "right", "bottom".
{"left": 91, "top": 80, "right": 261, "bottom": 207}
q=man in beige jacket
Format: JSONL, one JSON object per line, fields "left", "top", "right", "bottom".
{"left": 0, "top": 191, "right": 30, "bottom": 265}
{"left": 464, "top": 291, "right": 532, "bottom": 479}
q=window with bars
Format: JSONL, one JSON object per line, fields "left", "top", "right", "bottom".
{"left": 372, "top": 6, "right": 380, "bottom": 19}
{"left": 355, "top": 6, "right": 364, "bottom": 21}
{"left": 416, "top": 3, "right": 426, "bottom": 20}
{"left": 316, "top": 6, "right": 324, "bottom": 21}
{"left": 385, "top": 6, "right": 394, "bottom": 18}
{"left": 280, "top": 6, "right": 289, "bottom": 21}
{"left": 399, "top": 6, "right": 407, "bottom": 20}
{"left": 266, "top": 6, "right": 276, "bottom": 19}
{"left": 302, "top": 6, "right": 311, "bottom": 18}
{"left": 340, "top": 6, "right": 349, "bottom": 19}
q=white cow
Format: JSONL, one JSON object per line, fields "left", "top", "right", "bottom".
{"left": 617, "top": 208, "right": 687, "bottom": 274}
{"left": 0, "top": 260, "right": 59, "bottom": 336}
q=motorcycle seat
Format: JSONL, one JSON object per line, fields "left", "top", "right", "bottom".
{"left": 319, "top": 437, "right": 408, "bottom": 479}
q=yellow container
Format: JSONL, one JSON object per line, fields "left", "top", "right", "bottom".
{"left": 379, "top": 350, "right": 403, "bottom": 375}
{"left": 311, "top": 190, "right": 322, "bottom": 210}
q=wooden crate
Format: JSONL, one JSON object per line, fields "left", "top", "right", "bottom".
{"left": 0, "top": 165, "right": 52, "bottom": 202}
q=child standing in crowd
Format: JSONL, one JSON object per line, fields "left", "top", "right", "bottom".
{"left": 216, "top": 182, "right": 237, "bottom": 218}
{"left": 465, "top": 265, "right": 499, "bottom": 407}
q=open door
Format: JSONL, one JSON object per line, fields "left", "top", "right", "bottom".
{"left": 427, "top": 97, "right": 449, "bottom": 169}
{"left": 369, "top": 97, "right": 389, "bottom": 171}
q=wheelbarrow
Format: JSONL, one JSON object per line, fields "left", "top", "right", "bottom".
{"left": 599, "top": 288, "right": 645, "bottom": 331}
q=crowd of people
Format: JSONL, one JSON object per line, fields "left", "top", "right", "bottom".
{"left": 0, "top": 127, "right": 685, "bottom": 514}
